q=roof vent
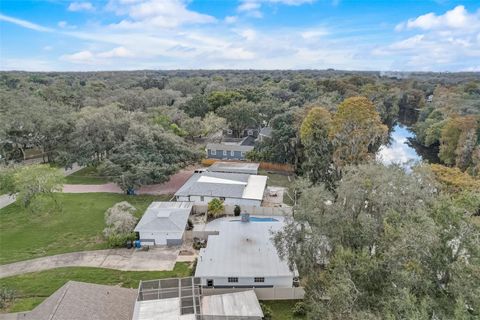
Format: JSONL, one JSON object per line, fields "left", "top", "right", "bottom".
{"left": 241, "top": 213, "right": 250, "bottom": 223}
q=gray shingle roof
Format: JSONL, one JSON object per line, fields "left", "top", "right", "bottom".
{"left": 134, "top": 202, "right": 192, "bottom": 233}
{"left": 24, "top": 281, "right": 137, "bottom": 320}
{"left": 175, "top": 172, "right": 250, "bottom": 198}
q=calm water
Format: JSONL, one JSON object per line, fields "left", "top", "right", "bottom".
{"left": 377, "top": 124, "right": 422, "bottom": 168}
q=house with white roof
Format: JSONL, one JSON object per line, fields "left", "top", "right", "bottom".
{"left": 174, "top": 171, "right": 267, "bottom": 207}
{"left": 133, "top": 277, "right": 263, "bottom": 320}
{"left": 195, "top": 215, "right": 298, "bottom": 288}
{"left": 134, "top": 202, "right": 193, "bottom": 246}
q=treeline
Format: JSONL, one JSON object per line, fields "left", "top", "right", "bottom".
{"left": 0, "top": 70, "right": 479, "bottom": 190}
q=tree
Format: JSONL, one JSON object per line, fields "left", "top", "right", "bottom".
{"left": 181, "top": 94, "right": 210, "bottom": 118}
{"left": 217, "top": 100, "right": 259, "bottom": 137}
{"left": 180, "top": 117, "right": 204, "bottom": 141}
{"left": 13, "top": 164, "right": 64, "bottom": 207}
{"left": 300, "top": 107, "right": 336, "bottom": 187}
{"left": 103, "top": 201, "right": 137, "bottom": 247}
{"left": 430, "top": 164, "right": 480, "bottom": 192}
{"left": 234, "top": 205, "right": 241, "bottom": 216}
{"left": 207, "top": 198, "right": 224, "bottom": 218}
{"left": 202, "top": 112, "right": 227, "bottom": 137}
{"left": 100, "top": 122, "right": 199, "bottom": 192}
{"left": 330, "top": 96, "right": 388, "bottom": 167}
{"left": 207, "top": 91, "right": 242, "bottom": 112}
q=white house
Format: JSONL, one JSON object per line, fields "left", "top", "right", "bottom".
{"left": 195, "top": 215, "right": 298, "bottom": 288}
{"left": 134, "top": 202, "right": 193, "bottom": 246}
{"left": 174, "top": 171, "right": 267, "bottom": 207}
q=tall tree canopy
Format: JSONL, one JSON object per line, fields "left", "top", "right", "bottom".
{"left": 330, "top": 97, "right": 388, "bottom": 167}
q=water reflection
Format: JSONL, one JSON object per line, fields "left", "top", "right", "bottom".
{"left": 377, "top": 124, "right": 421, "bottom": 168}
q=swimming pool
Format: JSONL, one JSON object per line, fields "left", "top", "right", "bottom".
{"left": 231, "top": 216, "right": 279, "bottom": 222}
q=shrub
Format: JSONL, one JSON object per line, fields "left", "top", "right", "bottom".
{"left": 0, "top": 287, "right": 15, "bottom": 309}
{"left": 234, "top": 205, "right": 241, "bottom": 216}
{"left": 260, "top": 302, "right": 273, "bottom": 320}
{"left": 186, "top": 218, "right": 194, "bottom": 230}
{"left": 207, "top": 198, "right": 224, "bottom": 218}
{"left": 103, "top": 201, "right": 137, "bottom": 247}
{"left": 293, "top": 301, "right": 307, "bottom": 316}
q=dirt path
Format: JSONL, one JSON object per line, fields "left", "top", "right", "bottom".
{"left": 0, "top": 247, "right": 180, "bottom": 278}
{"left": 62, "top": 169, "right": 194, "bottom": 195}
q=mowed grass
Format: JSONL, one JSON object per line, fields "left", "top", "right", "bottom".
{"left": 64, "top": 166, "right": 110, "bottom": 184}
{"left": 0, "top": 193, "right": 169, "bottom": 264}
{"left": 263, "top": 300, "right": 306, "bottom": 320}
{"left": 0, "top": 262, "right": 192, "bottom": 313}
{"left": 259, "top": 169, "right": 295, "bottom": 206}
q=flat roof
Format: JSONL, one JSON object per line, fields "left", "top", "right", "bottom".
{"left": 208, "top": 162, "right": 260, "bottom": 175}
{"left": 202, "top": 290, "right": 263, "bottom": 317}
{"left": 195, "top": 217, "right": 296, "bottom": 278}
{"left": 206, "top": 143, "right": 254, "bottom": 152}
{"left": 134, "top": 202, "right": 192, "bottom": 233}
{"left": 175, "top": 172, "right": 266, "bottom": 200}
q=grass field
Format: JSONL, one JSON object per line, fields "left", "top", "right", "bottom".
{"left": 263, "top": 300, "right": 306, "bottom": 320}
{"left": 64, "top": 166, "right": 110, "bottom": 184}
{"left": 0, "top": 193, "right": 169, "bottom": 264}
{"left": 0, "top": 262, "right": 192, "bottom": 313}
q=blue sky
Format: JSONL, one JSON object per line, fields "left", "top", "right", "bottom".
{"left": 1, "top": 0, "right": 479, "bottom": 71}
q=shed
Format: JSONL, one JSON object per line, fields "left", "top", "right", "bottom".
{"left": 134, "top": 202, "right": 193, "bottom": 246}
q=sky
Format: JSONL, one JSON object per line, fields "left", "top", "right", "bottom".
{"left": 0, "top": 0, "right": 480, "bottom": 71}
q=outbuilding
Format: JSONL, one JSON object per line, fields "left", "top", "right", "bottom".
{"left": 134, "top": 202, "right": 193, "bottom": 246}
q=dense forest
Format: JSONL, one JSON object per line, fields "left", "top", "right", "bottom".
{"left": 0, "top": 70, "right": 479, "bottom": 319}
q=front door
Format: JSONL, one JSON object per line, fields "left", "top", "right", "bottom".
{"left": 206, "top": 279, "right": 214, "bottom": 287}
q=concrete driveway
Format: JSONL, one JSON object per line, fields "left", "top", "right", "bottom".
{"left": 0, "top": 247, "right": 180, "bottom": 278}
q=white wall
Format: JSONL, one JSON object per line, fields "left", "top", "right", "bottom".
{"left": 198, "top": 276, "right": 293, "bottom": 288}
{"left": 176, "top": 195, "right": 261, "bottom": 207}
{"left": 138, "top": 231, "right": 183, "bottom": 245}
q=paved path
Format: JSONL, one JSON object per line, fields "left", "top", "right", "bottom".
{"left": 62, "top": 169, "right": 193, "bottom": 195}
{"left": 0, "top": 247, "right": 180, "bottom": 278}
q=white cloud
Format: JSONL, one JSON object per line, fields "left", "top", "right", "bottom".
{"left": 61, "top": 50, "right": 95, "bottom": 63}
{"left": 237, "top": 0, "right": 316, "bottom": 18}
{"left": 398, "top": 5, "right": 480, "bottom": 31}
{"left": 62, "top": 47, "right": 135, "bottom": 64}
{"left": 301, "top": 28, "right": 329, "bottom": 39}
{"left": 97, "top": 46, "right": 134, "bottom": 58}
{"left": 225, "top": 16, "right": 238, "bottom": 24}
{"left": 68, "top": 2, "right": 94, "bottom": 12}
{"left": 0, "top": 13, "right": 53, "bottom": 32}
{"left": 107, "top": 0, "right": 216, "bottom": 29}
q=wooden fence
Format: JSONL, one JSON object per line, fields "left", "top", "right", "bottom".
{"left": 202, "top": 287, "right": 305, "bottom": 300}
{"left": 201, "top": 159, "right": 294, "bottom": 173}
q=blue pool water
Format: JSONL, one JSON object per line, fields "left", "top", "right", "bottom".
{"left": 231, "top": 216, "right": 279, "bottom": 222}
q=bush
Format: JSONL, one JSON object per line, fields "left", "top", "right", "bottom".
{"left": 293, "top": 301, "right": 307, "bottom": 316}
{"left": 260, "top": 302, "right": 273, "bottom": 320}
{"left": 207, "top": 198, "right": 224, "bottom": 218}
{"left": 234, "top": 205, "right": 241, "bottom": 216}
{"left": 103, "top": 201, "right": 138, "bottom": 247}
{"left": 186, "top": 218, "right": 194, "bottom": 230}
{"left": 0, "top": 287, "right": 15, "bottom": 309}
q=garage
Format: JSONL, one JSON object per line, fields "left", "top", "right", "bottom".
{"left": 134, "top": 202, "right": 193, "bottom": 246}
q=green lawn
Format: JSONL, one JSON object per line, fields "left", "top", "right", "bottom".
{"left": 259, "top": 169, "right": 295, "bottom": 206}
{"left": 0, "top": 263, "right": 192, "bottom": 313}
{"left": 64, "top": 166, "right": 110, "bottom": 184}
{"left": 0, "top": 193, "right": 170, "bottom": 264}
{"left": 263, "top": 300, "right": 306, "bottom": 320}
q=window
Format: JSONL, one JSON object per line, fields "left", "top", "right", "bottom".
{"left": 211, "top": 150, "right": 216, "bottom": 155}
{"left": 228, "top": 277, "right": 238, "bottom": 283}
{"left": 230, "top": 150, "right": 234, "bottom": 156}
{"left": 241, "top": 152, "right": 245, "bottom": 157}
{"left": 227, "top": 129, "right": 233, "bottom": 135}
{"left": 207, "top": 279, "right": 214, "bottom": 287}
{"left": 254, "top": 277, "right": 265, "bottom": 283}
{"left": 200, "top": 196, "right": 204, "bottom": 202}
{"left": 220, "top": 197, "right": 225, "bottom": 201}
{"left": 223, "top": 150, "right": 227, "bottom": 156}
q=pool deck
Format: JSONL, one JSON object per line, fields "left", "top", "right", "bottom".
{"left": 204, "top": 215, "right": 285, "bottom": 232}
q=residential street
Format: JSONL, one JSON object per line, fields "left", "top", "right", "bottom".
{"left": 0, "top": 247, "right": 180, "bottom": 278}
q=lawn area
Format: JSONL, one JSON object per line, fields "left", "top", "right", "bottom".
{"left": 0, "top": 193, "right": 170, "bottom": 264}
{"left": 263, "top": 300, "right": 306, "bottom": 320}
{"left": 64, "top": 166, "right": 110, "bottom": 184}
{"left": 0, "top": 262, "right": 192, "bottom": 313}
{"left": 259, "top": 169, "right": 295, "bottom": 206}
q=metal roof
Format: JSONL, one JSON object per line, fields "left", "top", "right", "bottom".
{"left": 24, "top": 281, "right": 137, "bottom": 320}
{"left": 207, "top": 162, "right": 260, "bottom": 175}
{"left": 195, "top": 217, "right": 296, "bottom": 278}
{"left": 175, "top": 172, "right": 266, "bottom": 200}
{"left": 134, "top": 202, "right": 192, "bottom": 233}
{"left": 201, "top": 290, "right": 263, "bottom": 318}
